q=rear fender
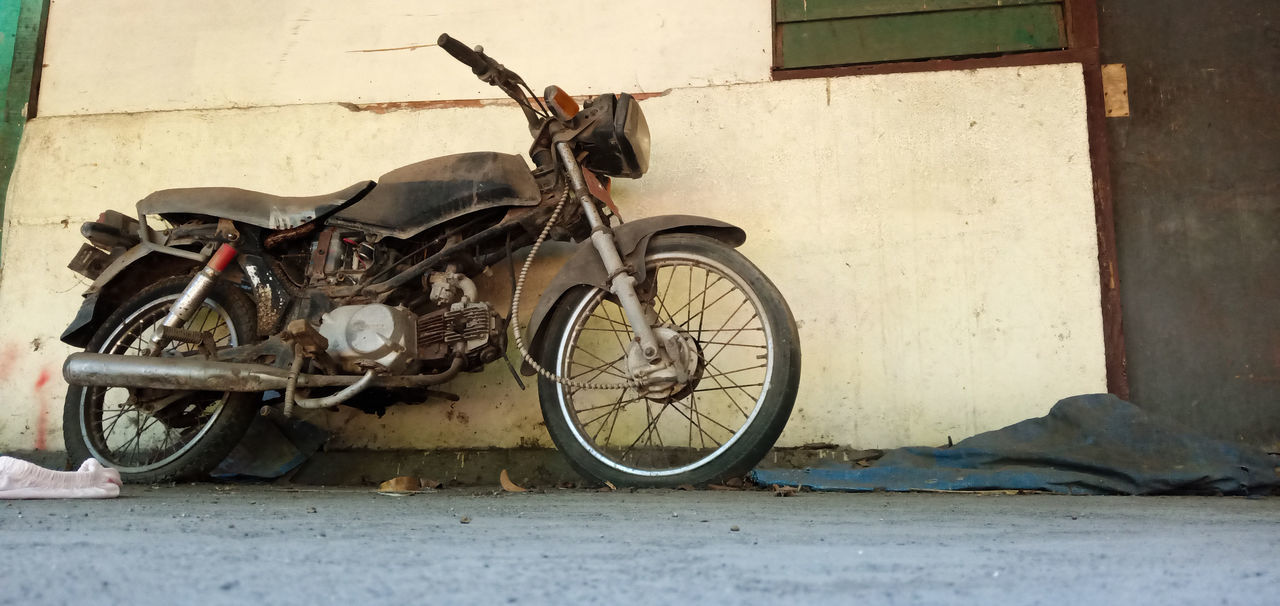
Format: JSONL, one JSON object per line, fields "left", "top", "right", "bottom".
{"left": 60, "top": 243, "right": 205, "bottom": 347}
{"left": 519, "top": 214, "right": 745, "bottom": 375}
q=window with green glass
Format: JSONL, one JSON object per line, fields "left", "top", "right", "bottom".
{"left": 774, "top": 0, "right": 1068, "bottom": 70}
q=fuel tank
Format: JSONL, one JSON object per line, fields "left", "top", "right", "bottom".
{"left": 328, "top": 151, "right": 540, "bottom": 239}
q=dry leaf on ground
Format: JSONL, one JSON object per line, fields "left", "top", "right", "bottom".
{"left": 499, "top": 469, "right": 527, "bottom": 493}
{"left": 377, "top": 476, "right": 422, "bottom": 495}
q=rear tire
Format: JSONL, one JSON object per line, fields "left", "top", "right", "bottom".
{"left": 537, "top": 234, "right": 801, "bottom": 487}
{"left": 63, "top": 277, "right": 258, "bottom": 484}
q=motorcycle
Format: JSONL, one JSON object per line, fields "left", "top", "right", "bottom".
{"left": 58, "top": 34, "right": 801, "bottom": 487}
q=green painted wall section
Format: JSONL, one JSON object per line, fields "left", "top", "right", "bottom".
{"left": 1, "top": 0, "right": 46, "bottom": 255}
{"left": 777, "top": 1, "right": 1066, "bottom": 69}
{"left": 0, "top": 2, "right": 19, "bottom": 111}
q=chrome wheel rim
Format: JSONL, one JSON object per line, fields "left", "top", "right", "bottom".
{"left": 553, "top": 250, "right": 774, "bottom": 477}
{"left": 78, "top": 294, "right": 240, "bottom": 473}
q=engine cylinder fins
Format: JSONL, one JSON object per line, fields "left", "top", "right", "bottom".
{"left": 416, "top": 303, "right": 500, "bottom": 362}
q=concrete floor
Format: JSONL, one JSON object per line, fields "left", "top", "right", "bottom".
{"left": 1, "top": 485, "right": 1276, "bottom": 605}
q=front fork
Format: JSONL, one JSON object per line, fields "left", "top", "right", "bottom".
{"left": 555, "top": 142, "right": 665, "bottom": 364}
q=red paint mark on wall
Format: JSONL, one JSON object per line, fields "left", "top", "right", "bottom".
{"left": 34, "top": 367, "right": 51, "bottom": 450}
{"left": 0, "top": 344, "right": 19, "bottom": 381}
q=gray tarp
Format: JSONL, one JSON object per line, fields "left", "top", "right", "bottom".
{"left": 752, "top": 394, "right": 1280, "bottom": 495}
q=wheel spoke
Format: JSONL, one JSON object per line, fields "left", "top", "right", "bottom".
{"left": 692, "top": 383, "right": 764, "bottom": 393}
{"left": 574, "top": 394, "right": 648, "bottom": 415}
{"left": 579, "top": 392, "right": 640, "bottom": 432}
{"left": 569, "top": 350, "right": 629, "bottom": 381}
{"left": 576, "top": 326, "right": 635, "bottom": 334}
{"left": 583, "top": 312, "right": 632, "bottom": 330}
{"left": 700, "top": 360, "right": 762, "bottom": 418}
{"left": 597, "top": 303, "right": 632, "bottom": 354}
{"left": 700, "top": 310, "right": 760, "bottom": 369}
{"left": 671, "top": 399, "right": 741, "bottom": 436}
{"left": 654, "top": 265, "right": 677, "bottom": 325}
{"left": 694, "top": 340, "right": 767, "bottom": 349}
{"left": 101, "top": 402, "right": 131, "bottom": 441}
{"left": 620, "top": 403, "right": 669, "bottom": 460}
{"left": 697, "top": 363, "right": 767, "bottom": 382}
{"left": 675, "top": 284, "right": 739, "bottom": 337}
{"left": 132, "top": 415, "right": 165, "bottom": 461}
{"left": 670, "top": 397, "right": 722, "bottom": 449}
{"left": 116, "top": 410, "right": 147, "bottom": 461}
{"left": 657, "top": 274, "right": 728, "bottom": 329}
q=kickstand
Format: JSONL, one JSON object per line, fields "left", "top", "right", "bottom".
{"left": 502, "top": 351, "right": 526, "bottom": 390}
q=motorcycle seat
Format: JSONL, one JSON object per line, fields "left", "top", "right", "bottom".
{"left": 136, "top": 180, "right": 376, "bottom": 231}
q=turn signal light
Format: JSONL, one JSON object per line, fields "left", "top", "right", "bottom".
{"left": 544, "top": 85, "right": 579, "bottom": 122}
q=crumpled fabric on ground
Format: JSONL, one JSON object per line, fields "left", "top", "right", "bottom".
{"left": 0, "top": 456, "right": 122, "bottom": 499}
{"left": 752, "top": 394, "right": 1280, "bottom": 495}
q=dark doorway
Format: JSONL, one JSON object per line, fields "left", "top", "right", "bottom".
{"left": 1100, "top": 1, "right": 1280, "bottom": 447}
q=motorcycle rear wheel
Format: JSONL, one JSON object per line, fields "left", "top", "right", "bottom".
{"left": 63, "top": 277, "right": 258, "bottom": 483}
{"left": 538, "top": 234, "right": 801, "bottom": 487}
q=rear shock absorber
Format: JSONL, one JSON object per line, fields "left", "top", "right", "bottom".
{"left": 148, "top": 243, "right": 238, "bottom": 354}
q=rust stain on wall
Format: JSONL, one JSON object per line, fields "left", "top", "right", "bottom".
{"left": 350, "top": 90, "right": 670, "bottom": 114}
{"left": 352, "top": 99, "right": 486, "bottom": 114}
{"left": 347, "top": 43, "right": 438, "bottom": 54}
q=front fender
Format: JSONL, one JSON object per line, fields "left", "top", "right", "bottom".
{"left": 519, "top": 214, "right": 745, "bottom": 376}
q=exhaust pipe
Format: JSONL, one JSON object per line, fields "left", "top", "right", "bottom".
{"left": 63, "top": 352, "right": 466, "bottom": 392}
{"left": 65, "top": 352, "right": 292, "bottom": 392}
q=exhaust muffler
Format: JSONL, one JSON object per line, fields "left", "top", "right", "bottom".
{"left": 63, "top": 352, "right": 466, "bottom": 392}
{"left": 64, "top": 352, "right": 292, "bottom": 392}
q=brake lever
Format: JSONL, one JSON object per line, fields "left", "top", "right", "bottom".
{"left": 460, "top": 43, "right": 546, "bottom": 125}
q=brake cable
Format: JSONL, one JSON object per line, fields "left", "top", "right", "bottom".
{"left": 508, "top": 185, "right": 643, "bottom": 390}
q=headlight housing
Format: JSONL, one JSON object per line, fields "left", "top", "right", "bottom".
{"left": 578, "top": 93, "right": 650, "bottom": 179}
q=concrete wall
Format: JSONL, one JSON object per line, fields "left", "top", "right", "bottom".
{"left": 0, "top": 1, "right": 1106, "bottom": 453}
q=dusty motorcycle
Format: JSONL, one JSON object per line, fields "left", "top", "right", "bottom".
{"left": 59, "top": 35, "right": 801, "bottom": 487}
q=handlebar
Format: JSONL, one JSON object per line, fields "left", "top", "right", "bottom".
{"left": 437, "top": 33, "right": 488, "bottom": 75}
{"left": 437, "top": 33, "right": 552, "bottom": 134}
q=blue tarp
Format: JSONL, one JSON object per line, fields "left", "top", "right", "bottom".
{"left": 752, "top": 394, "right": 1280, "bottom": 495}
{"left": 211, "top": 414, "right": 329, "bottom": 480}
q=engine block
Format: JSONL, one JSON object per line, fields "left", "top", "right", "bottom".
{"left": 416, "top": 303, "right": 503, "bottom": 364}
{"left": 316, "top": 304, "right": 417, "bottom": 373}
{"left": 313, "top": 301, "right": 503, "bottom": 374}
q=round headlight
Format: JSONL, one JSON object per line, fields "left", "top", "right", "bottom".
{"left": 622, "top": 97, "right": 650, "bottom": 177}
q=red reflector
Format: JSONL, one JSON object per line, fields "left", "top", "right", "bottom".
{"left": 207, "top": 244, "right": 238, "bottom": 272}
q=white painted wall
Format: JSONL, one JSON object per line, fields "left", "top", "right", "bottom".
{"left": 38, "top": 0, "right": 771, "bottom": 116}
{"left": 0, "top": 1, "right": 1107, "bottom": 454}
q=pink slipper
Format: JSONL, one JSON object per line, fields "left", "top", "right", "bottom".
{"left": 0, "top": 456, "right": 122, "bottom": 499}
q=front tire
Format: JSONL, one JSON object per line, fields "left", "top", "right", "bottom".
{"left": 538, "top": 234, "right": 801, "bottom": 487}
{"left": 63, "top": 277, "right": 259, "bottom": 483}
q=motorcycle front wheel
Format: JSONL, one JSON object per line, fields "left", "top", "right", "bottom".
{"left": 538, "top": 233, "right": 801, "bottom": 487}
{"left": 63, "top": 277, "right": 258, "bottom": 483}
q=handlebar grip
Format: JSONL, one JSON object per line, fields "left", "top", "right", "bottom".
{"left": 437, "top": 33, "right": 487, "bottom": 75}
